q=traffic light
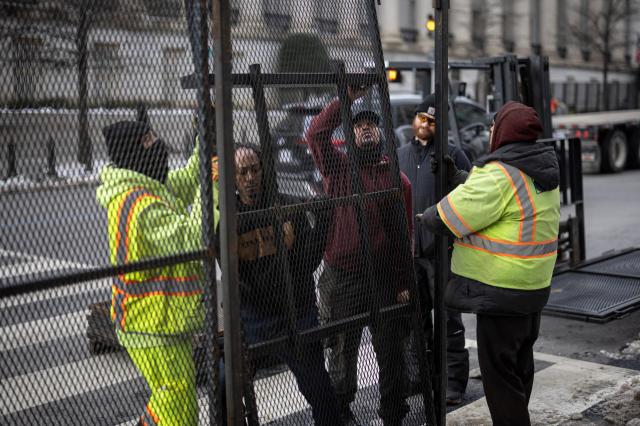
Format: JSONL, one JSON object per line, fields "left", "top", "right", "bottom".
{"left": 426, "top": 14, "right": 435, "bottom": 36}
{"left": 387, "top": 68, "right": 402, "bottom": 83}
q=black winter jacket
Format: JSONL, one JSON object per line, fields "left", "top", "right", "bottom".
{"left": 217, "top": 194, "right": 332, "bottom": 316}
{"left": 397, "top": 138, "right": 471, "bottom": 258}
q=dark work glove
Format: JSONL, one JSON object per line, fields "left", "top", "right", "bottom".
{"left": 430, "top": 151, "right": 439, "bottom": 174}
{"left": 430, "top": 153, "right": 468, "bottom": 190}
{"left": 415, "top": 205, "right": 457, "bottom": 239}
{"left": 446, "top": 155, "right": 469, "bottom": 189}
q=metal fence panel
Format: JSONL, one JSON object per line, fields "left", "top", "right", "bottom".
{"left": 1, "top": 0, "right": 434, "bottom": 425}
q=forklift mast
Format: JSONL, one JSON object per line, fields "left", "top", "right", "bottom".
{"left": 386, "top": 53, "right": 554, "bottom": 139}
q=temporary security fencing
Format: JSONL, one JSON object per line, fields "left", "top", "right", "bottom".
{"left": 0, "top": 1, "right": 435, "bottom": 425}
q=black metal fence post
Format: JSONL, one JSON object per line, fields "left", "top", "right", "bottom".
{"left": 7, "top": 138, "right": 17, "bottom": 178}
{"left": 190, "top": 0, "right": 222, "bottom": 425}
{"left": 365, "top": 0, "right": 435, "bottom": 421}
{"left": 211, "top": 0, "right": 244, "bottom": 424}
{"left": 434, "top": 0, "right": 450, "bottom": 423}
{"left": 46, "top": 136, "right": 57, "bottom": 178}
{"left": 248, "top": 63, "right": 299, "bottom": 348}
{"left": 569, "top": 137, "right": 586, "bottom": 263}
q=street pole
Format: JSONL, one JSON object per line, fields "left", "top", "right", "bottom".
{"left": 211, "top": 0, "right": 245, "bottom": 424}
{"left": 433, "top": 0, "right": 449, "bottom": 424}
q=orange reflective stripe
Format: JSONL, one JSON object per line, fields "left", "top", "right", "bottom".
{"left": 459, "top": 234, "right": 557, "bottom": 257}
{"left": 114, "top": 276, "right": 202, "bottom": 296}
{"left": 493, "top": 162, "right": 537, "bottom": 242}
{"left": 140, "top": 404, "right": 159, "bottom": 426}
{"left": 115, "top": 189, "right": 153, "bottom": 264}
{"left": 520, "top": 169, "right": 537, "bottom": 240}
{"left": 493, "top": 162, "right": 525, "bottom": 240}
{"left": 455, "top": 239, "right": 557, "bottom": 259}
{"left": 113, "top": 190, "right": 202, "bottom": 331}
{"left": 437, "top": 195, "right": 473, "bottom": 238}
{"left": 474, "top": 232, "right": 556, "bottom": 246}
{"left": 114, "top": 188, "right": 139, "bottom": 263}
{"left": 112, "top": 287, "right": 127, "bottom": 329}
{"left": 437, "top": 203, "right": 461, "bottom": 238}
{"left": 114, "top": 189, "right": 150, "bottom": 330}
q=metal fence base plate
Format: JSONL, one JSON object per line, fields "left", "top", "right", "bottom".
{"left": 545, "top": 249, "right": 640, "bottom": 322}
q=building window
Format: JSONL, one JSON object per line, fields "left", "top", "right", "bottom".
{"left": 556, "top": 0, "right": 567, "bottom": 58}
{"left": 263, "top": 0, "right": 291, "bottom": 32}
{"left": 399, "top": 0, "right": 417, "bottom": 43}
{"left": 12, "top": 36, "right": 42, "bottom": 105}
{"left": 471, "top": 0, "right": 486, "bottom": 51}
{"left": 313, "top": 3, "right": 339, "bottom": 34}
{"left": 502, "top": 0, "right": 515, "bottom": 52}
{"left": 579, "top": 0, "right": 590, "bottom": 61}
{"left": 92, "top": 42, "right": 121, "bottom": 103}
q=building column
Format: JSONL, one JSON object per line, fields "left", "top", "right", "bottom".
{"left": 378, "top": 1, "right": 403, "bottom": 48}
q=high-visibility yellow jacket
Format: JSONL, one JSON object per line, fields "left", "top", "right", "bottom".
{"left": 96, "top": 144, "right": 219, "bottom": 346}
{"left": 437, "top": 161, "right": 560, "bottom": 290}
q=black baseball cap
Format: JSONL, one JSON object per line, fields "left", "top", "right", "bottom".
{"left": 414, "top": 93, "right": 437, "bottom": 117}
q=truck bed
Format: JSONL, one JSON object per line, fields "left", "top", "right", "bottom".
{"left": 552, "top": 110, "right": 640, "bottom": 128}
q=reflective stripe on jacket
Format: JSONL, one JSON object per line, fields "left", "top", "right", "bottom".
{"left": 108, "top": 187, "right": 204, "bottom": 336}
{"left": 437, "top": 161, "right": 560, "bottom": 290}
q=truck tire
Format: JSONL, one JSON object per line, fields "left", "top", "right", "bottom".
{"left": 626, "top": 128, "right": 640, "bottom": 169}
{"left": 600, "top": 130, "right": 628, "bottom": 173}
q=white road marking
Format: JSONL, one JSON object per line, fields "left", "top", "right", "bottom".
{"left": 0, "top": 249, "right": 104, "bottom": 309}
{"left": 0, "top": 309, "right": 89, "bottom": 352}
{"left": 5, "top": 338, "right": 379, "bottom": 423}
{"left": 448, "top": 339, "right": 640, "bottom": 425}
{"left": 0, "top": 249, "right": 89, "bottom": 279}
{"left": 0, "top": 351, "right": 137, "bottom": 415}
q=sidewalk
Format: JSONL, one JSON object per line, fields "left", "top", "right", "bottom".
{"left": 448, "top": 339, "right": 640, "bottom": 426}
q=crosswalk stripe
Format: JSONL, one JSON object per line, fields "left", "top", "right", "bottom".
{"left": 0, "top": 249, "right": 99, "bottom": 309}
{"left": 0, "top": 249, "right": 89, "bottom": 280}
{"left": 0, "top": 351, "right": 137, "bottom": 415}
{"left": 3, "top": 339, "right": 379, "bottom": 421}
{"left": 0, "top": 309, "right": 89, "bottom": 352}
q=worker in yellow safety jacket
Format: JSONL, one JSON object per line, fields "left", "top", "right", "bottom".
{"left": 96, "top": 120, "right": 218, "bottom": 426}
{"left": 418, "top": 101, "right": 560, "bottom": 426}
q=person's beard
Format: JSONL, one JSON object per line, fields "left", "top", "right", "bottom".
{"left": 416, "top": 126, "right": 433, "bottom": 144}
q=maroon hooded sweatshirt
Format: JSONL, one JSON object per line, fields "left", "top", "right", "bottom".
{"left": 490, "top": 101, "right": 543, "bottom": 152}
{"left": 305, "top": 99, "right": 413, "bottom": 283}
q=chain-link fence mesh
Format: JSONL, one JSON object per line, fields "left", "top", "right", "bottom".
{"left": 1, "top": 0, "right": 434, "bottom": 424}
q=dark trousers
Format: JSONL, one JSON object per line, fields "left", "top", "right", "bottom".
{"left": 476, "top": 312, "right": 541, "bottom": 426}
{"left": 406, "top": 257, "right": 469, "bottom": 393}
{"left": 220, "top": 308, "right": 342, "bottom": 426}
{"left": 318, "top": 264, "right": 409, "bottom": 423}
